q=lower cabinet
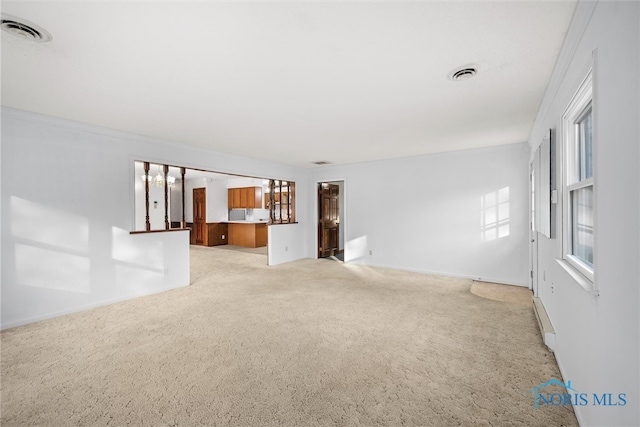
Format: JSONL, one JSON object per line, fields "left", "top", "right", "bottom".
{"left": 188, "top": 222, "right": 266, "bottom": 248}
{"left": 187, "top": 222, "right": 228, "bottom": 246}
{"left": 228, "top": 223, "right": 267, "bottom": 248}
{"left": 207, "top": 223, "right": 228, "bottom": 246}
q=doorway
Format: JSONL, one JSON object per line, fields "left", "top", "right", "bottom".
{"left": 193, "top": 187, "right": 206, "bottom": 246}
{"left": 317, "top": 181, "right": 344, "bottom": 260}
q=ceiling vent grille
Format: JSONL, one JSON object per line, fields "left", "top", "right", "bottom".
{"left": 449, "top": 66, "right": 478, "bottom": 81}
{"left": 1, "top": 14, "right": 51, "bottom": 42}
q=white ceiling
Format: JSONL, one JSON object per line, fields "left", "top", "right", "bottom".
{"left": 1, "top": 1, "right": 577, "bottom": 168}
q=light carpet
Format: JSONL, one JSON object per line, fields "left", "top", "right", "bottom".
{"left": 1, "top": 246, "right": 577, "bottom": 426}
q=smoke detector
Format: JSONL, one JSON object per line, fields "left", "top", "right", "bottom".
{"left": 449, "top": 65, "right": 478, "bottom": 81}
{"left": 1, "top": 14, "right": 51, "bottom": 42}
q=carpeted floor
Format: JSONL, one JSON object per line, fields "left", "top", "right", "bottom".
{"left": 1, "top": 247, "right": 577, "bottom": 426}
{"left": 213, "top": 244, "right": 268, "bottom": 256}
{"left": 471, "top": 281, "right": 533, "bottom": 306}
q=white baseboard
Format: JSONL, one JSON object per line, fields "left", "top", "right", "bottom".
{"left": 347, "top": 260, "right": 529, "bottom": 287}
{"left": 532, "top": 296, "right": 556, "bottom": 351}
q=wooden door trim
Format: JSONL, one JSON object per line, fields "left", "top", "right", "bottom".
{"left": 318, "top": 182, "right": 340, "bottom": 258}
{"left": 193, "top": 187, "right": 207, "bottom": 246}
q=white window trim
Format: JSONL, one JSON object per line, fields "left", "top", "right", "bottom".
{"left": 560, "top": 69, "right": 596, "bottom": 289}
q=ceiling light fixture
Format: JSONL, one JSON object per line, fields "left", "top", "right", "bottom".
{"left": 142, "top": 166, "right": 175, "bottom": 188}
{"left": 1, "top": 14, "right": 51, "bottom": 42}
{"left": 449, "top": 65, "right": 478, "bottom": 81}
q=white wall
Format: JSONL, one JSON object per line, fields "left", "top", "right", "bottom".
{"left": 206, "top": 179, "right": 228, "bottom": 222}
{"left": 1, "top": 108, "right": 309, "bottom": 329}
{"left": 528, "top": 2, "right": 639, "bottom": 425}
{"left": 310, "top": 143, "right": 530, "bottom": 286}
{"left": 227, "top": 177, "right": 265, "bottom": 188}
{"left": 268, "top": 222, "right": 308, "bottom": 266}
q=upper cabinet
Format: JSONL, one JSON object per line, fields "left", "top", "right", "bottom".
{"left": 229, "top": 188, "right": 241, "bottom": 208}
{"left": 228, "top": 187, "right": 262, "bottom": 209}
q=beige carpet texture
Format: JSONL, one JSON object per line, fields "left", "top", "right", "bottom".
{"left": 1, "top": 246, "right": 577, "bottom": 426}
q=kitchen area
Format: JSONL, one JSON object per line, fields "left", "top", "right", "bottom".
{"left": 185, "top": 175, "right": 270, "bottom": 248}
{"left": 133, "top": 162, "right": 272, "bottom": 249}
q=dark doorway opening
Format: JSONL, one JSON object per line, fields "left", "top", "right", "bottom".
{"left": 318, "top": 182, "right": 341, "bottom": 259}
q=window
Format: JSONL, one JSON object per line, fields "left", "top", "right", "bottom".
{"left": 268, "top": 180, "right": 296, "bottom": 224}
{"left": 562, "top": 71, "right": 594, "bottom": 282}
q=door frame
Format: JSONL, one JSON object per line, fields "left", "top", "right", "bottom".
{"left": 530, "top": 162, "right": 539, "bottom": 296}
{"left": 315, "top": 179, "right": 346, "bottom": 261}
{"left": 193, "top": 187, "right": 207, "bottom": 246}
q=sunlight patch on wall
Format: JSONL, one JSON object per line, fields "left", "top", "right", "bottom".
{"left": 11, "top": 196, "right": 91, "bottom": 293}
{"left": 112, "top": 227, "right": 167, "bottom": 293}
{"left": 481, "top": 187, "right": 510, "bottom": 241}
{"left": 114, "top": 265, "right": 165, "bottom": 295}
{"left": 15, "top": 244, "right": 90, "bottom": 293}
{"left": 11, "top": 196, "right": 88, "bottom": 251}
{"left": 345, "top": 235, "right": 368, "bottom": 262}
{"left": 111, "top": 227, "right": 164, "bottom": 270}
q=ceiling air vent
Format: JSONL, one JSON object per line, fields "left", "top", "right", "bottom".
{"left": 449, "top": 66, "right": 478, "bottom": 81}
{"left": 1, "top": 14, "right": 51, "bottom": 42}
{"left": 311, "top": 161, "right": 332, "bottom": 165}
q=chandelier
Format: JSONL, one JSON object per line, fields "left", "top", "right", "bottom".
{"left": 142, "top": 165, "right": 175, "bottom": 188}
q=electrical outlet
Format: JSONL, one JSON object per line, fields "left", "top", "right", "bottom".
{"left": 285, "top": 246, "right": 288, "bottom": 252}
{"left": 369, "top": 250, "right": 372, "bottom": 256}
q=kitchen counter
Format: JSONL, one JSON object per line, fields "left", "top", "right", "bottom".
{"left": 228, "top": 222, "right": 268, "bottom": 248}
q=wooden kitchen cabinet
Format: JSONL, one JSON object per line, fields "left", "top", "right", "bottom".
{"left": 228, "top": 187, "right": 262, "bottom": 209}
{"left": 228, "top": 188, "right": 241, "bottom": 208}
{"left": 247, "top": 187, "right": 262, "bottom": 208}
{"left": 240, "top": 188, "right": 249, "bottom": 207}
{"left": 188, "top": 222, "right": 228, "bottom": 246}
{"left": 207, "top": 223, "right": 228, "bottom": 246}
{"left": 228, "top": 223, "right": 267, "bottom": 248}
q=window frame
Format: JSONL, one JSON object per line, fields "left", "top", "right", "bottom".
{"left": 561, "top": 70, "right": 594, "bottom": 284}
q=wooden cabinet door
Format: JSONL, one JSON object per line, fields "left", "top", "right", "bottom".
{"left": 228, "top": 188, "right": 241, "bottom": 208}
{"left": 240, "top": 187, "right": 249, "bottom": 208}
{"left": 234, "top": 189, "right": 240, "bottom": 208}
{"left": 228, "top": 187, "right": 262, "bottom": 209}
{"left": 252, "top": 187, "right": 263, "bottom": 208}
{"left": 207, "top": 223, "right": 228, "bottom": 246}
